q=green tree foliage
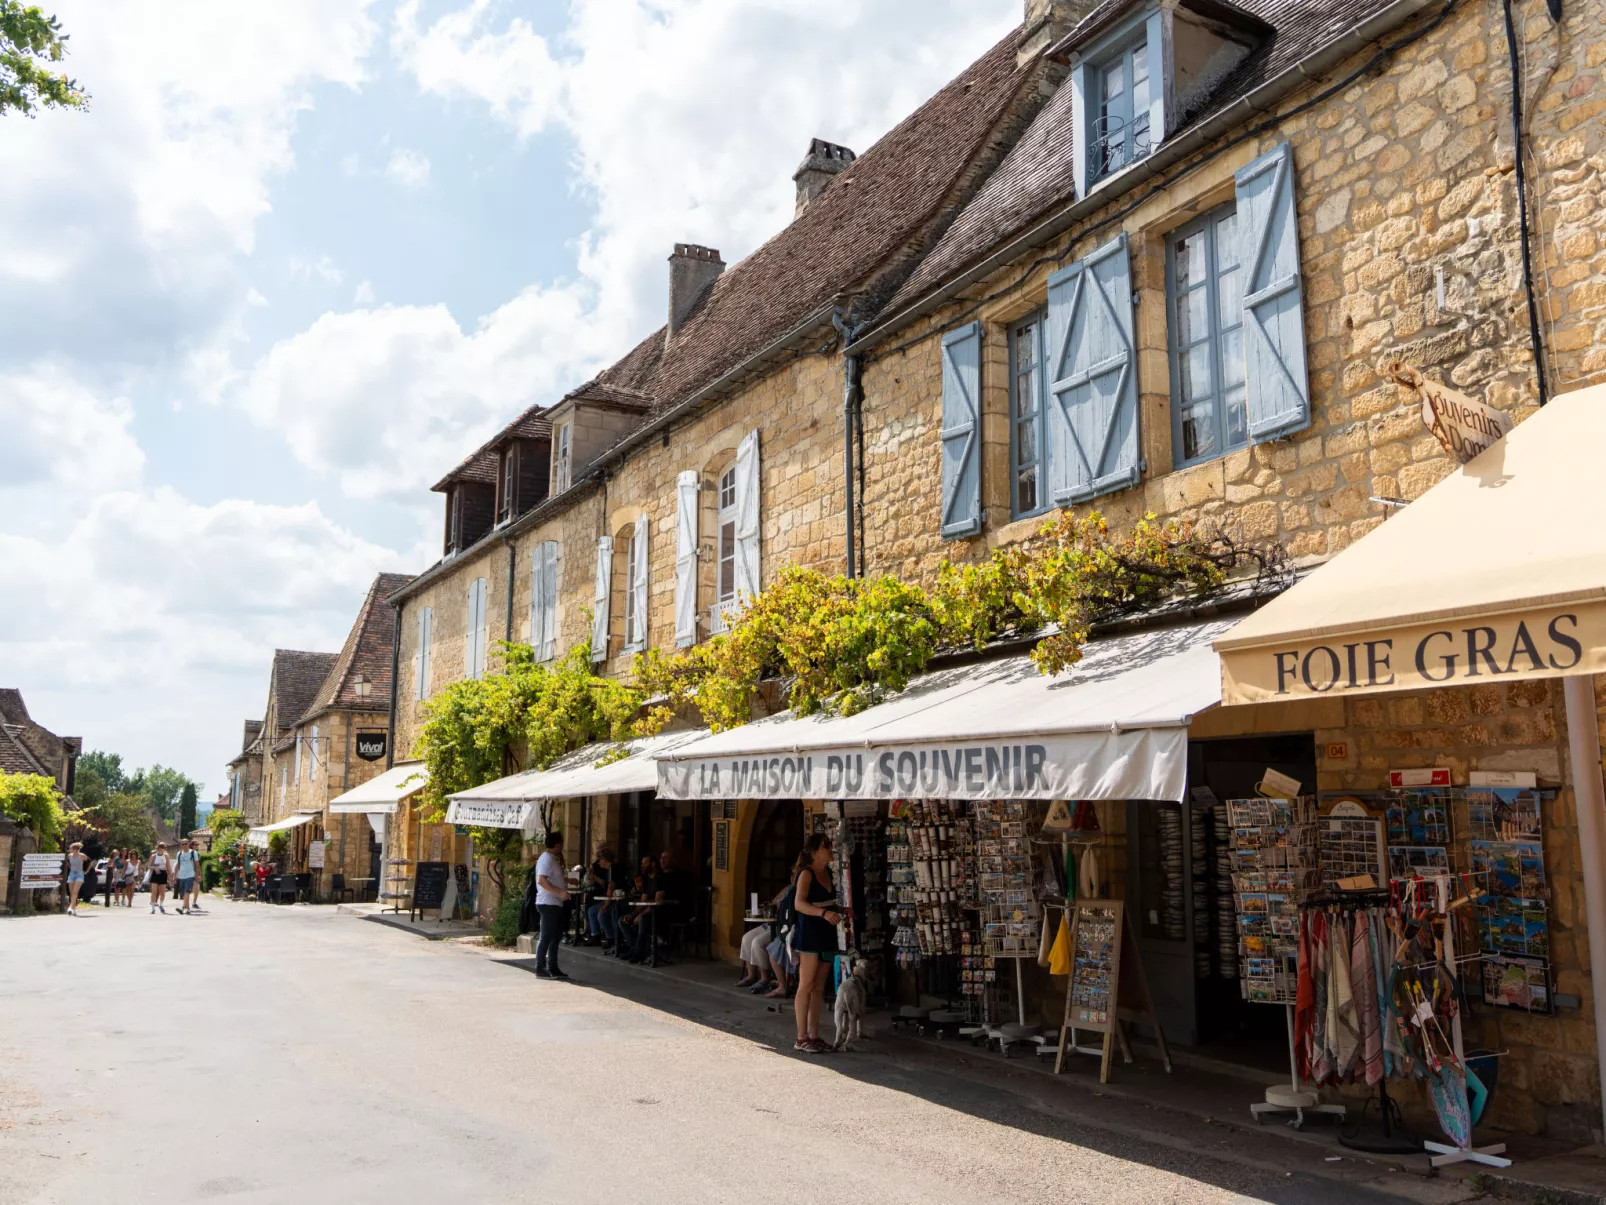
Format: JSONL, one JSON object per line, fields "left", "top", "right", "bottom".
{"left": 91, "top": 791, "right": 158, "bottom": 852}
{"left": 636, "top": 510, "right": 1227, "bottom": 731}
{"left": 1, "top": 3, "right": 87, "bottom": 116}
{"left": 133, "top": 764, "right": 190, "bottom": 822}
{"left": 0, "top": 769, "right": 66, "bottom": 850}
{"left": 76, "top": 749, "right": 126, "bottom": 794}
{"left": 209, "top": 808, "right": 251, "bottom": 846}
{"left": 177, "top": 782, "right": 198, "bottom": 837}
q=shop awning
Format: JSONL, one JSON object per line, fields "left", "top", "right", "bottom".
{"left": 328, "top": 762, "right": 429, "bottom": 815}
{"left": 1216, "top": 382, "right": 1606, "bottom": 703}
{"left": 656, "top": 618, "right": 1236, "bottom": 803}
{"left": 245, "top": 812, "right": 321, "bottom": 848}
{"left": 443, "top": 730, "right": 712, "bottom": 831}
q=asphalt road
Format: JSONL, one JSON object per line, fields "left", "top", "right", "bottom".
{"left": 0, "top": 900, "right": 1471, "bottom": 1205}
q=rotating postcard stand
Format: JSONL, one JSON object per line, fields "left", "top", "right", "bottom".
{"left": 1251, "top": 1006, "right": 1348, "bottom": 1129}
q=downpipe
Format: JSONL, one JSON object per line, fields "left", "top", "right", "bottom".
{"left": 833, "top": 311, "right": 863, "bottom": 577}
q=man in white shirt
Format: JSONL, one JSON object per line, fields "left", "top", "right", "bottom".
{"left": 534, "top": 831, "right": 571, "bottom": 980}
{"left": 175, "top": 840, "right": 203, "bottom": 914}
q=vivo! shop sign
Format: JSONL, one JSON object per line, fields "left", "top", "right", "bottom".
{"left": 1222, "top": 607, "right": 1602, "bottom": 703}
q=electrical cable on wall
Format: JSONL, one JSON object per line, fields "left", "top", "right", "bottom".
{"left": 1501, "top": 0, "right": 1552, "bottom": 406}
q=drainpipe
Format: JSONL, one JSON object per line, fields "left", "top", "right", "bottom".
{"left": 386, "top": 601, "right": 401, "bottom": 772}
{"left": 502, "top": 534, "right": 517, "bottom": 644}
{"left": 1561, "top": 675, "right": 1606, "bottom": 1140}
{"left": 833, "top": 311, "right": 862, "bottom": 577}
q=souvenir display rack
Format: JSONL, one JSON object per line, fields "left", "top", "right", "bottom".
{"left": 973, "top": 800, "right": 1046, "bottom": 1050}
{"left": 1467, "top": 785, "right": 1553, "bottom": 1014}
{"left": 886, "top": 799, "right": 971, "bottom": 964}
{"left": 1228, "top": 794, "right": 1317, "bottom": 1004}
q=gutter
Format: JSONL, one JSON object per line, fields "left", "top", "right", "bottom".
{"left": 847, "top": 0, "right": 1439, "bottom": 356}
{"left": 388, "top": 300, "right": 842, "bottom": 608}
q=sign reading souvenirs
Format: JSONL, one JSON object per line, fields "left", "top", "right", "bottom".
{"left": 658, "top": 729, "right": 1189, "bottom": 802}
{"left": 443, "top": 799, "right": 534, "bottom": 830}
{"left": 1387, "top": 360, "right": 1513, "bottom": 463}
{"left": 355, "top": 731, "right": 388, "bottom": 761}
{"left": 1219, "top": 604, "right": 1606, "bottom": 703}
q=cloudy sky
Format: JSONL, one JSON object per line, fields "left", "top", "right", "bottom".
{"left": 1, "top": 0, "right": 1019, "bottom": 792}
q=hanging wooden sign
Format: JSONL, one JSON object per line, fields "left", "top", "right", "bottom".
{"left": 1053, "top": 899, "right": 1171, "bottom": 1083}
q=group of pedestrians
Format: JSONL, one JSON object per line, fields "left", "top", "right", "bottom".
{"left": 62, "top": 839, "right": 205, "bottom": 916}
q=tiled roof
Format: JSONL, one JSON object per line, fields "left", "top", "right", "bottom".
{"left": 301, "top": 572, "right": 415, "bottom": 721}
{"left": 432, "top": 400, "right": 555, "bottom": 492}
{"left": 270, "top": 650, "right": 338, "bottom": 735}
{"left": 885, "top": 0, "right": 1409, "bottom": 314}
{"left": 561, "top": 380, "right": 655, "bottom": 410}
{"left": 0, "top": 724, "right": 49, "bottom": 776}
{"left": 594, "top": 30, "right": 1035, "bottom": 420}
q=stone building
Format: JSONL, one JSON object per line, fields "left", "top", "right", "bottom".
{"left": 379, "top": 0, "right": 1605, "bottom": 1138}
{"left": 224, "top": 720, "right": 264, "bottom": 823}
{"left": 0, "top": 689, "right": 81, "bottom": 795}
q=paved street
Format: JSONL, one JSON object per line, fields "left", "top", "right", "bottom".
{"left": 2, "top": 902, "right": 1466, "bottom": 1205}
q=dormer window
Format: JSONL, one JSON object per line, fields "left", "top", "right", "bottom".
{"left": 1092, "top": 41, "right": 1151, "bottom": 182}
{"left": 554, "top": 423, "right": 572, "bottom": 493}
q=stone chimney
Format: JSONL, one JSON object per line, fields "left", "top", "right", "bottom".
{"left": 792, "top": 138, "right": 856, "bottom": 218}
{"left": 666, "top": 243, "right": 724, "bottom": 342}
{"left": 1017, "top": 0, "right": 1086, "bottom": 66}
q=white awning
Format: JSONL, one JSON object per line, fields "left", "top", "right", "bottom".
{"left": 447, "top": 730, "right": 712, "bottom": 824}
{"left": 656, "top": 618, "right": 1235, "bottom": 803}
{"left": 245, "top": 812, "right": 321, "bottom": 848}
{"left": 328, "top": 761, "right": 429, "bottom": 815}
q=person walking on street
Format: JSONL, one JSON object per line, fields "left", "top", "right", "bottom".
{"left": 65, "top": 842, "right": 87, "bottom": 916}
{"left": 147, "top": 843, "right": 172, "bottom": 913}
{"left": 791, "top": 834, "right": 842, "bottom": 1054}
{"left": 174, "top": 840, "right": 201, "bottom": 914}
{"left": 534, "top": 831, "right": 571, "bottom": 980}
{"left": 104, "top": 849, "right": 122, "bottom": 907}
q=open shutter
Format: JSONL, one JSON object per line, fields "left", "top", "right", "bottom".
{"left": 529, "top": 545, "right": 548, "bottom": 659}
{"left": 673, "top": 471, "right": 699, "bottom": 646}
{"left": 733, "top": 430, "right": 760, "bottom": 601}
{"left": 1236, "top": 142, "right": 1310, "bottom": 442}
{"left": 1046, "top": 233, "right": 1141, "bottom": 505}
{"left": 465, "top": 579, "right": 483, "bottom": 679}
{"left": 940, "top": 322, "right": 983, "bottom": 538}
{"left": 539, "top": 542, "right": 558, "bottom": 662}
{"left": 590, "top": 536, "right": 612, "bottom": 662}
{"left": 628, "top": 513, "right": 649, "bottom": 652}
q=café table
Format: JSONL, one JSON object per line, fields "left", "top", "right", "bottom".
{"left": 623, "top": 899, "right": 676, "bottom": 967}
{"left": 347, "top": 876, "right": 376, "bottom": 902}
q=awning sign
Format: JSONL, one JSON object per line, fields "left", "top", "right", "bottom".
{"left": 657, "top": 728, "right": 1193, "bottom": 804}
{"left": 1220, "top": 603, "right": 1606, "bottom": 703}
{"left": 444, "top": 800, "right": 534, "bottom": 830}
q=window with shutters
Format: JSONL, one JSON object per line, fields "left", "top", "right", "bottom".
{"left": 466, "top": 577, "right": 490, "bottom": 680}
{"left": 554, "top": 423, "right": 572, "bottom": 493}
{"left": 1169, "top": 204, "right": 1247, "bottom": 466}
{"left": 622, "top": 517, "right": 648, "bottom": 653}
{"left": 1008, "top": 311, "right": 1048, "bottom": 519}
{"left": 711, "top": 466, "right": 740, "bottom": 633}
{"left": 530, "top": 542, "right": 559, "bottom": 663}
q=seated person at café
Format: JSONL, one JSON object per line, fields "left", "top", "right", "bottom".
{"left": 620, "top": 856, "right": 667, "bottom": 963}
{"left": 586, "top": 847, "right": 619, "bottom": 949}
{"left": 738, "top": 884, "right": 794, "bottom": 993}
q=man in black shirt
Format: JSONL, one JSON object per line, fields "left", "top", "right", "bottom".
{"left": 626, "top": 856, "right": 667, "bottom": 963}
{"left": 586, "top": 848, "right": 618, "bottom": 949}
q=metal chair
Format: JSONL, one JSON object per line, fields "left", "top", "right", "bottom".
{"left": 270, "top": 874, "right": 298, "bottom": 904}
{"left": 331, "top": 872, "right": 355, "bottom": 903}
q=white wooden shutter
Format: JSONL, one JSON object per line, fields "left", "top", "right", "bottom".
{"left": 733, "top": 430, "right": 760, "bottom": 601}
{"left": 1046, "top": 232, "right": 1141, "bottom": 505}
{"left": 529, "top": 545, "right": 548, "bottom": 659}
{"left": 1236, "top": 142, "right": 1311, "bottom": 442}
{"left": 627, "top": 513, "right": 649, "bottom": 652}
{"left": 940, "top": 322, "right": 983, "bottom": 538}
{"left": 673, "top": 471, "right": 699, "bottom": 646}
{"left": 416, "top": 607, "right": 432, "bottom": 699}
{"left": 590, "top": 536, "right": 612, "bottom": 662}
{"left": 539, "top": 542, "right": 558, "bottom": 662}
{"left": 465, "top": 578, "right": 486, "bottom": 679}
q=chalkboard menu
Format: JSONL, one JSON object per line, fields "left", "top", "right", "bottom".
{"left": 411, "top": 861, "right": 450, "bottom": 919}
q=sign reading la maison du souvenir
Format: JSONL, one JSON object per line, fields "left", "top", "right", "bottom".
{"left": 1219, "top": 604, "right": 1606, "bottom": 703}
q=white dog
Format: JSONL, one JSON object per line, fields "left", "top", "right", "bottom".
{"left": 832, "top": 958, "right": 873, "bottom": 1051}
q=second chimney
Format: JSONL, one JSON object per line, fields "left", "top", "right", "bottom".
{"left": 792, "top": 138, "right": 856, "bottom": 218}
{"left": 666, "top": 243, "right": 724, "bottom": 343}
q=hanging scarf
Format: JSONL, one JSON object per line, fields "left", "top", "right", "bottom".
{"left": 1330, "top": 911, "right": 1360, "bottom": 1078}
{"left": 1294, "top": 909, "right": 1316, "bottom": 1082}
{"left": 1310, "top": 912, "right": 1331, "bottom": 1083}
{"left": 1351, "top": 909, "right": 1384, "bottom": 1085}
{"left": 1368, "top": 908, "right": 1401, "bottom": 1079}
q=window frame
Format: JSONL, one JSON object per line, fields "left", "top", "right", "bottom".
{"left": 1090, "top": 38, "right": 1152, "bottom": 185}
{"left": 1166, "top": 201, "right": 1248, "bottom": 470}
{"left": 1007, "top": 310, "right": 1049, "bottom": 521}
{"left": 623, "top": 526, "right": 644, "bottom": 650}
{"left": 554, "top": 423, "right": 572, "bottom": 493}
{"left": 716, "top": 466, "right": 738, "bottom": 604}
{"left": 498, "top": 446, "right": 517, "bottom": 524}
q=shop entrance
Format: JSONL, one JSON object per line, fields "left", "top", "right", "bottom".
{"left": 619, "top": 791, "right": 714, "bottom": 954}
{"left": 744, "top": 801, "right": 804, "bottom": 914}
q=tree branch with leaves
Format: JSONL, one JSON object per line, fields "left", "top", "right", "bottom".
{"left": 1, "top": 3, "right": 88, "bottom": 116}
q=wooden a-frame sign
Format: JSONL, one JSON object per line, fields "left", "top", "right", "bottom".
{"left": 1053, "top": 899, "right": 1172, "bottom": 1083}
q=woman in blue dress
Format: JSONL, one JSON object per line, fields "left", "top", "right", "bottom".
{"left": 791, "top": 834, "right": 842, "bottom": 1053}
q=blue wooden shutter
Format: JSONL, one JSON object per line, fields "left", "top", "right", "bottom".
{"left": 939, "top": 321, "right": 982, "bottom": 538}
{"left": 1045, "top": 233, "right": 1140, "bottom": 505}
{"left": 1236, "top": 142, "right": 1310, "bottom": 442}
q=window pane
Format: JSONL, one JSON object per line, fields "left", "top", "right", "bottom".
{"left": 1182, "top": 404, "right": 1217, "bottom": 462}
{"left": 1175, "top": 232, "right": 1207, "bottom": 291}
{"left": 719, "top": 468, "right": 736, "bottom": 511}
{"left": 1224, "top": 386, "right": 1248, "bottom": 449}
{"left": 1103, "top": 60, "right": 1124, "bottom": 100}
{"left": 719, "top": 522, "right": 735, "bottom": 600}
{"left": 1017, "top": 465, "right": 1038, "bottom": 515}
{"left": 1214, "top": 212, "right": 1238, "bottom": 268}
{"left": 1178, "top": 345, "right": 1212, "bottom": 401}
{"left": 1217, "top": 264, "right": 1242, "bottom": 326}
{"left": 1017, "top": 415, "right": 1038, "bottom": 465}
{"left": 1132, "top": 42, "right": 1148, "bottom": 84}
{"left": 1220, "top": 326, "right": 1245, "bottom": 389}
{"left": 1175, "top": 285, "right": 1207, "bottom": 347}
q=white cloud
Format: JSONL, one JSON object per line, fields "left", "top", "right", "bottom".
{"left": 290, "top": 254, "right": 345, "bottom": 285}
{"left": 0, "top": 367, "right": 145, "bottom": 507}
{"left": 240, "top": 0, "right": 1019, "bottom": 496}
{"left": 385, "top": 146, "right": 432, "bottom": 188}
{"left": 354, "top": 280, "right": 376, "bottom": 306}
